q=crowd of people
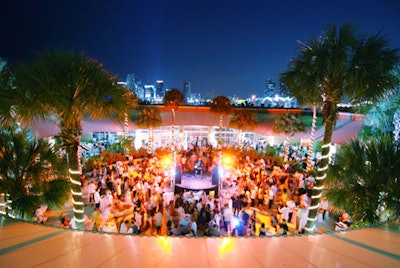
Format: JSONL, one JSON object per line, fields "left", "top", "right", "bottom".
{"left": 58, "top": 142, "right": 342, "bottom": 237}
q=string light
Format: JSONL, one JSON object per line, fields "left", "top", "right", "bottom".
{"left": 7, "top": 199, "right": 12, "bottom": 210}
{"left": 71, "top": 189, "right": 82, "bottom": 196}
{"left": 69, "top": 168, "right": 81, "bottom": 175}
{"left": 73, "top": 208, "right": 85, "bottom": 214}
{"left": 308, "top": 215, "right": 317, "bottom": 222}
{"left": 71, "top": 198, "right": 84, "bottom": 206}
{"left": 70, "top": 167, "right": 104, "bottom": 226}
{"left": 312, "top": 192, "right": 322, "bottom": 199}
{"left": 1, "top": 193, "right": 14, "bottom": 218}
{"left": 70, "top": 177, "right": 82, "bottom": 186}
{"left": 318, "top": 165, "right": 328, "bottom": 172}
{"left": 305, "top": 225, "right": 317, "bottom": 232}
{"left": 321, "top": 154, "right": 330, "bottom": 159}
{"left": 322, "top": 143, "right": 331, "bottom": 148}
{"left": 73, "top": 216, "right": 85, "bottom": 223}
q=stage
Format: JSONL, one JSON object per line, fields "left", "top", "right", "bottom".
{"left": 175, "top": 172, "right": 219, "bottom": 195}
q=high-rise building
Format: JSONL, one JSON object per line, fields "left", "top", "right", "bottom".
{"left": 183, "top": 81, "right": 191, "bottom": 100}
{"left": 126, "top": 74, "right": 136, "bottom": 93}
{"left": 155, "top": 80, "right": 165, "bottom": 98}
{"left": 264, "top": 78, "right": 276, "bottom": 97}
{"left": 144, "top": 85, "right": 155, "bottom": 99}
{"left": 126, "top": 74, "right": 145, "bottom": 99}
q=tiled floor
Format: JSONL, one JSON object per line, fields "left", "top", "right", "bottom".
{"left": 0, "top": 217, "right": 399, "bottom": 267}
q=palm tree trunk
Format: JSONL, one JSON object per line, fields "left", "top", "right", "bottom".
{"left": 306, "top": 104, "right": 317, "bottom": 172}
{"left": 124, "top": 111, "right": 129, "bottom": 139}
{"left": 306, "top": 103, "right": 335, "bottom": 233}
{"left": 171, "top": 109, "right": 175, "bottom": 151}
{"left": 238, "top": 129, "right": 243, "bottom": 149}
{"left": 124, "top": 111, "right": 129, "bottom": 155}
{"left": 219, "top": 115, "right": 223, "bottom": 147}
{"left": 284, "top": 135, "right": 290, "bottom": 162}
{"left": 67, "top": 142, "right": 85, "bottom": 230}
{"left": 148, "top": 127, "right": 153, "bottom": 154}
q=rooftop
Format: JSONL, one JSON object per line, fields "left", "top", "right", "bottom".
{"left": 0, "top": 217, "right": 398, "bottom": 267}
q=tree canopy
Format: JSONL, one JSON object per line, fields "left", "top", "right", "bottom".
{"left": 280, "top": 22, "right": 399, "bottom": 232}
{"left": 326, "top": 136, "right": 400, "bottom": 224}
{"left": 0, "top": 126, "right": 69, "bottom": 219}
{"left": 0, "top": 49, "right": 137, "bottom": 228}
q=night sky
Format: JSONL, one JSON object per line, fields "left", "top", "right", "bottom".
{"left": 1, "top": 0, "right": 399, "bottom": 97}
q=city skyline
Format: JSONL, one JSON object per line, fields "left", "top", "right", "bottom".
{"left": 1, "top": 0, "right": 399, "bottom": 98}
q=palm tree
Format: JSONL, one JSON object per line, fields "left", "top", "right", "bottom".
{"left": 362, "top": 89, "right": 400, "bottom": 138}
{"left": 272, "top": 113, "right": 306, "bottom": 162}
{"left": 282, "top": 23, "right": 399, "bottom": 232}
{"left": 163, "top": 89, "right": 184, "bottom": 151}
{"left": 107, "top": 135, "right": 135, "bottom": 155}
{"left": 280, "top": 53, "right": 323, "bottom": 173}
{"left": 0, "top": 126, "right": 70, "bottom": 219}
{"left": 1, "top": 49, "right": 138, "bottom": 229}
{"left": 0, "top": 59, "right": 15, "bottom": 127}
{"left": 229, "top": 109, "right": 257, "bottom": 149}
{"left": 136, "top": 106, "right": 162, "bottom": 154}
{"left": 325, "top": 136, "right": 400, "bottom": 224}
{"left": 210, "top": 96, "right": 233, "bottom": 147}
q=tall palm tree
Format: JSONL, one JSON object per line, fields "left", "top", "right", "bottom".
{"left": 280, "top": 53, "right": 323, "bottom": 173}
{"left": 229, "top": 109, "right": 257, "bottom": 149}
{"left": 136, "top": 106, "right": 162, "bottom": 154}
{"left": 1, "top": 49, "right": 138, "bottom": 229}
{"left": 282, "top": 23, "right": 399, "bottom": 232}
{"left": 163, "top": 89, "right": 184, "bottom": 151}
{"left": 325, "top": 136, "right": 400, "bottom": 224}
{"left": 272, "top": 113, "right": 306, "bottom": 162}
{"left": 210, "top": 96, "right": 233, "bottom": 147}
{"left": 0, "top": 126, "right": 70, "bottom": 219}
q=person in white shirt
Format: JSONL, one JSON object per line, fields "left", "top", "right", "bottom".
{"left": 298, "top": 193, "right": 309, "bottom": 233}
{"left": 87, "top": 181, "right": 97, "bottom": 203}
{"left": 222, "top": 205, "right": 233, "bottom": 235}
{"left": 278, "top": 204, "right": 290, "bottom": 222}
{"left": 94, "top": 189, "right": 101, "bottom": 207}
{"left": 100, "top": 190, "right": 113, "bottom": 224}
{"left": 268, "top": 187, "right": 274, "bottom": 209}
{"left": 119, "top": 220, "right": 130, "bottom": 234}
{"left": 190, "top": 220, "right": 198, "bottom": 236}
{"left": 69, "top": 217, "right": 77, "bottom": 229}
{"left": 134, "top": 209, "right": 142, "bottom": 230}
{"left": 177, "top": 205, "right": 186, "bottom": 222}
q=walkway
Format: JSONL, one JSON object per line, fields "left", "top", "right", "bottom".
{"left": 1, "top": 216, "right": 398, "bottom": 267}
